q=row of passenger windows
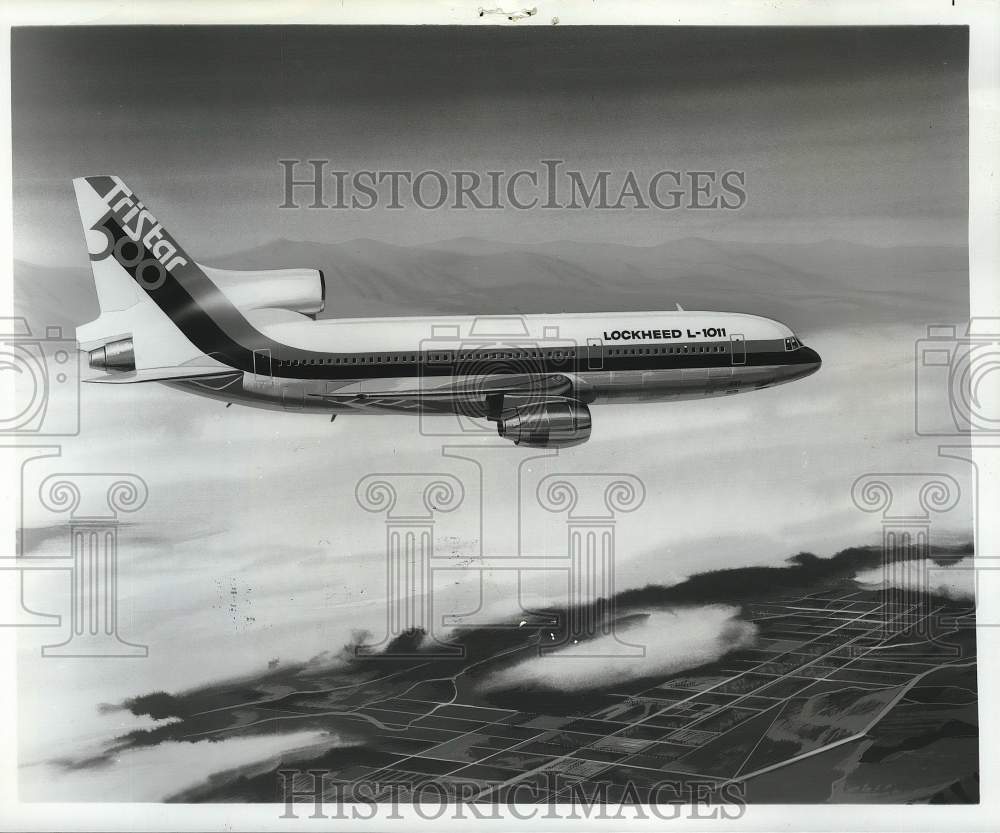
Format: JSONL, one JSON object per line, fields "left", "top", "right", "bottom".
{"left": 609, "top": 345, "right": 727, "bottom": 356}
{"left": 277, "top": 343, "right": 729, "bottom": 367}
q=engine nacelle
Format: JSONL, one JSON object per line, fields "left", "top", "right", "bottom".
{"left": 88, "top": 337, "right": 135, "bottom": 371}
{"left": 497, "top": 401, "right": 592, "bottom": 448}
{"left": 199, "top": 264, "right": 325, "bottom": 317}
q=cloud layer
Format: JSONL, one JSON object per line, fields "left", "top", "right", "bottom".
{"left": 481, "top": 605, "right": 757, "bottom": 692}
{"left": 23, "top": 730, "right": 333, "bottom": 802}
{"left": 854, "top": 557, "right": 976, "bottom": 602}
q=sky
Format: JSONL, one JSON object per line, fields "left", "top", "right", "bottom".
{"left": 10, "top": 25, "right": 975, "bottom": 800}
{"left": 12, "top": 25, "right": 968, "bottom": 264}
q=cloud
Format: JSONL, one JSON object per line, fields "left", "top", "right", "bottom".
{"left": 480, "top": 605, "right": 757, "bottom": 693}
{"left": 854, "top": 556, "right": 975, "bottom": 602}
{"left": 24, "top": 731, "right": 334, "bottom": 802}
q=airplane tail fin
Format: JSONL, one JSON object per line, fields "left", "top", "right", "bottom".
{"left": 73, "top": 175, "right": 324, "bottom": 382}
{"left": 73, "top": 175, "right": 226, "bottom": 378}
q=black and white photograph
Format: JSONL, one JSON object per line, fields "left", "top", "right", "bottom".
{"left": 1, "top": 3, "right": 998, "bottom": 830}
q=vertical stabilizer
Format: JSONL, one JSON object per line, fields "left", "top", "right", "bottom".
{"left": 73, "top": 175, "right": 224, "bottom": 375}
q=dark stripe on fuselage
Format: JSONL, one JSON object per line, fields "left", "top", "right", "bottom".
{"left": 96, "top": 210, "right": 818, "bottom": 382}
{"left": 258, "top": 344, "right": 817, "bottom": 381}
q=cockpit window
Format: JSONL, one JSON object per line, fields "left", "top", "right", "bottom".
{"left": 784, "top": 336, "right": 802, "bottom": 351}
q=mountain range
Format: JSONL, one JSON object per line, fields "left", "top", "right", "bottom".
{"left": 14, "top": 236, "right": 968, "bottom": 335}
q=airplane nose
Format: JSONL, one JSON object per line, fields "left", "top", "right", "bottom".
{"left": 799, "top": 345, "right": 822, "bottom": 376}
{"left": 770, "top": 344, "right": 822, "bottom": 386}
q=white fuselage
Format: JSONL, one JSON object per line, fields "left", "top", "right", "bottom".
{"left": 169, "top": 309, "right": 821, "bottom": 416}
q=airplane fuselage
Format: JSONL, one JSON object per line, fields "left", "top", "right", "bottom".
{"left": 167, "top": 309, "right": 822, "bottom": 417}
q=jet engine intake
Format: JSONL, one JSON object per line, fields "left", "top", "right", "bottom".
{"left": 199, "top": 265, "right": 325, "bottom": 317}
{"left": 497, "top": 401, "right": 592, "bottom": 448}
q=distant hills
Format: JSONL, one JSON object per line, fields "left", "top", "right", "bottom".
{"left": 14, "top": 236, "right": 968, "bottom": 335}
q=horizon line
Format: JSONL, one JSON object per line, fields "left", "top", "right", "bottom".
{"left": 13, "top": 233, "right": 970, "bottom": 271}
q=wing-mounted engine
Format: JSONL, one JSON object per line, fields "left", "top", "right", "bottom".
{"left": 198, "top": 264, "right": 325, "bottom": 318}
{"left": 496, "top": 400, "right": 592, "bottom": 448}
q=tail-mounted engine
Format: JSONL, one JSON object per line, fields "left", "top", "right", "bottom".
{"left": 199, "top": 265, "right": 325, "bottom": 318}
{"left": 88, "top": 337, "right": 135, "bottom": 371}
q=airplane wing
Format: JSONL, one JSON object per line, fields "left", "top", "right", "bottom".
{"left": 84, "top": 367, "right": 243, "bottom": 384}
{"left": 305, "top": 372, "right": 579, "bottom": 417}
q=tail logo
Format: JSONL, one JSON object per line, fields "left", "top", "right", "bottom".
{"left": 89, "top": 213, "right": 172, "bottom": 290}
{"left": 86, "top": 179, "right": 189, "bottom": 292}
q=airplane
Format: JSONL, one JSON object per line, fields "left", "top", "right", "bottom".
{"left": 74, "top": 175, "right": 821, "bottom": 448}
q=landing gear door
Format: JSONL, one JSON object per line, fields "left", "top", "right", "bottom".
{"left": 253, "top": 348, "right": 273, "bottom": 380}
{"left": 586, "top": 338, "right": 603, "bottom": 370}
{"left": 730, "top": 335, "right": 746, "bottom": 366}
